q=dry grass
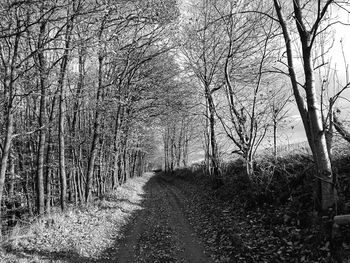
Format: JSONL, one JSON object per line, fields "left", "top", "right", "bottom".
{"left": 258, "top": 141, "right": 311, "bottom": 158}
{"left": 0, "top": 173, "right": 153, "bottom": 262}
{"left": 258, "top": 135, "right": 350, "bottom": 162}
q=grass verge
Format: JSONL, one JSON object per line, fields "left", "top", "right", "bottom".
{"left": 0, "top": 173, "right": 153, "bottom": 263}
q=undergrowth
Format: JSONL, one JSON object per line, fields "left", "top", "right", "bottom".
{"left": 0, "top": 174, "right": 151, "bottom": 262}
{"left": 172, "top": 147, "right": 350, "bottom": 262}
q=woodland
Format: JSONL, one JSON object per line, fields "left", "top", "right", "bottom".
{"left": 1, "top": 0, "right": 350, "bottom": 262}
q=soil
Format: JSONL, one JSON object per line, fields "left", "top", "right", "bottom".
{"left": 103, "top": 173, "right": 213, "bottom": 263}
{"left": 2, "top": 170, "right": 337, "bottom": 262}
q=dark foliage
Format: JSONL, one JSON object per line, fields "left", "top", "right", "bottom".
{"left": 171, "top": 151, "right": 350, "bottom": 262}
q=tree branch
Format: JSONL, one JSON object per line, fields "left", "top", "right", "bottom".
{"left": 333, "top": 114, "right": 350, "bottom": 143}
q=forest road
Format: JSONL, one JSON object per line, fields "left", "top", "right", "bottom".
{"left": 110, "top": 173, "right": 213, "bottom": 263}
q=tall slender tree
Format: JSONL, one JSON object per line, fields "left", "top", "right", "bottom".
{"left": 181, "top": 0, "right": 226, "bottom": 185}
{"left": 271, "top": 0, "right": 339, "bottom": 212}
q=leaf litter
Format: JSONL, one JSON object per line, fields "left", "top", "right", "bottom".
{"left": 1, "top": 170, "right": 341, "bottom": 262}
{"left": 1, "top": 173, "right": 152, "bottom": 263}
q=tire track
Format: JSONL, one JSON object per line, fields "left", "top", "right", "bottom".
{"left": 113, "top": 173, "right": 213, "bottom": 263}
{"left": 157, "top": 176, "right": 212, "bottom": 263}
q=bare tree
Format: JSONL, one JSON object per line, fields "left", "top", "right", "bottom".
{"left": 271, "top": 0, "right": 348, "bottom": 212}
{"left": 216, "top": 2, "right": 276, "bottom": 177}
{"left": 0, "top": 0, "right": 180, "bottom": 231}
{"left": 0, "top": 2, "right": 33, "bottom": 232}
{"left": 267, "top": 86, "right": 292, "bottom": 159}
{"left": 180, "top": 0, "right": 227, "bottom": 186}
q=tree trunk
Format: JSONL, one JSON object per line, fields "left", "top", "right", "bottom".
{"left": 58, "top": 3, "right": 76, "bottom": 210}
{"left": 205, "top": 87, "right": 221, "bottom": 186}
{"left": 0, "top": 102, "right": 14, "bottom": 236}
{"left": 273, "top": 119, "right": 277, "bottom": 159}
{"left": 85, "top": 55, "right": 103, "bottom": 202}
{"left": 75, "top": 150, "right": 84, "bottom": 204}
{"left": 244, "top": 150, "right": 254, "bottom": 178}
{"left": 333, "top": 114, "right": 350, "bottom": 144}
{"left": 36, "top": 18, "right": 47, "bottom": 216}
{"left": 0, "top": 31, "right": 18, "bottom": 235}
{"left": 72, "top": 168, "right": 78, "bottom": 205}
{"left": 273, "top": 0, "right": 336, "bottom": 212}
{"left": 17, "top": 144, "right": 33, "bottom": 216}
{"left": 45, "top": 169, "right": 52, "bottom": 214}
{"left": 304, "top": 55, "right": 335, "bottom": 211}
{"left": 183, "top": 132, "right": 189, "bottom": 167}
{"left": 58, "top": 52, "right": 68, "bottom": 211}
{"left": 45, "top": 82, "right": 58, "bottom": 214}
{"left": 122, "top": 146, "right": 128, "bottom": 184}
{"left": 164, "top": 128, "right": 169, "bottom": 172}
{"left": 131, "top": 149, "right": 137, "bottom": 178}
{"left": 112, "top": 105, "right": 122, "bottom": 190}
{"left": 8, "top": 152, "right": 16, "bottom": 226}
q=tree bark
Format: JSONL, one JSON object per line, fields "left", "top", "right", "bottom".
{"left": 85, "top": 55, "right": 104, "bottom": 202}
{"left": 112, "top": 105, "right": 122, "bottom": 190}
{"left": 273, "top": 118, "right": 277, "bottom": 159}
{"left": 333, "top": 115, "right": 350, "bottom": 144}
{"left": 0, "top": 90, "right": 14, "bottom": 236}
{"left": 205, "top": 86, "right": 221, "bottom": 186}
{"left": 36, "top": 18, "right": 47, "bottom": 216}
{"left": 58, "top": 1, "right": 76, "bottom": 210}
{"left": 17, "top": 143, "right": 33, "bottom": 216}
{"left": 273, "top": 0, "right": 336, "bottom": 211}
{"left": 8, "top": 152, "right": 16, "bottom": 226}
{"left": 0, "top": 26, "right": 19, "bottom": 235}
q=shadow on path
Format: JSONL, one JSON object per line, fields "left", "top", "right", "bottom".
{"left": 6, "top": 248, "right": 96, "bottom": 263}
{"left": 97, "top": 172, "right": 212, "bottom": 263}
{"left": 3, "top": 173, "right": 212, "bottom": 263}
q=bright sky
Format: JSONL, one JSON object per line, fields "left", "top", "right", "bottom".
{"left": 178, "top": 0, "right": 350, "bottom": 147}
{"left": 287, "top": 4, "right": 350, "bottom": 145}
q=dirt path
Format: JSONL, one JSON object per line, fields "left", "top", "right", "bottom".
{"left": 113, "top": 173, "right": 212, "bottom": 263}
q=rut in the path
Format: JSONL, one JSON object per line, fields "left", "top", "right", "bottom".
{"left": 113, "top": 174, "right": 213, "bottom": 263}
